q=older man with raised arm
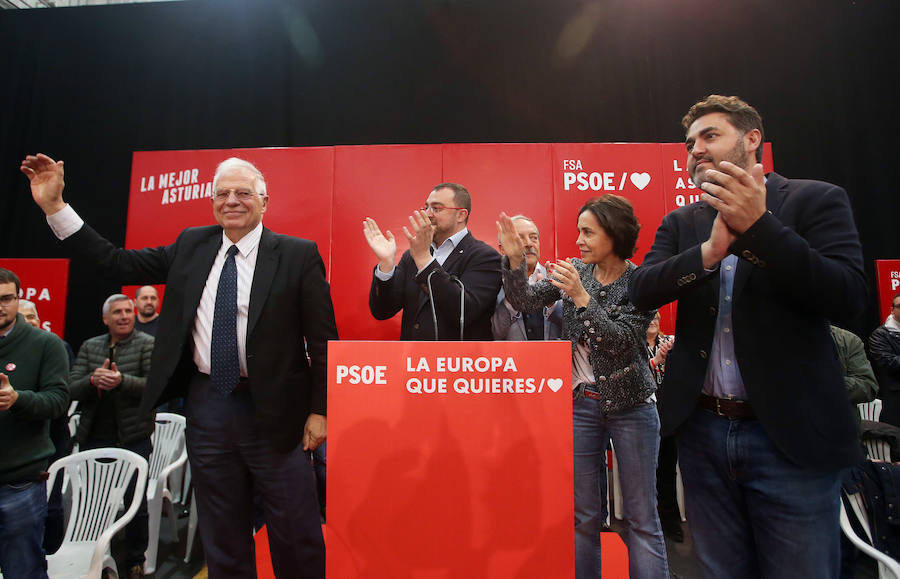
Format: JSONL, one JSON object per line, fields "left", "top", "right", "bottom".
{"left": 21, "top": 153, "right": 337, "bottom": 578}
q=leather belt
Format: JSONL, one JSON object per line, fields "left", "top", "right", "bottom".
{"left": 698, "top": 394, "right": 755, "bottom": 419}
{"left": 575, "top": 383, "right": 603, "bottom": 401}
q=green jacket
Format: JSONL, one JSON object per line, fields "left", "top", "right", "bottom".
{"left": 831, "top": 325, "right": 879, "bottom": 405}
{"left": 0, "top": 314, "right": 70, "bottom": 484}
{"left": 69, "top": 329, "right": 155, "bottom": 445}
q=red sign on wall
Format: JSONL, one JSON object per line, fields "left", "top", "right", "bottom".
{"left": 327, "top": 340, "right": 573, "bottom": 577}
{"left": 875, "top": 260, "right": 900, "bottom": 322}
{"left": 0, "top": 258, "right": 69, "bottom": 339}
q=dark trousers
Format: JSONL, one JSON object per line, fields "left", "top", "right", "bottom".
{"left": 82, "top": 436, "right": 152, "bottom": 568}
{"left": 185, "top": 373, "right": 325, "bottom": 579}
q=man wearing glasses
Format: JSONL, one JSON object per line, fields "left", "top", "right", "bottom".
{"left": 365, "top": 183, "right": 501, "bottom": 340}
{"left": 21, "top": 154, "right": 336, "bottom": 578}
{"left": 0, "top": 267, "right": 69, "bottom": 578}
{"left": 869, "top": 294, "right": 900, "bottom": 427}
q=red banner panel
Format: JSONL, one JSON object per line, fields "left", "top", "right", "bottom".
{"left": 876, "top": 260, "right": 900, "bottom": 322}
{"left": 327, "top": 340, "right": 574, "bottom": 578}
{"left": 0, "top": 258, "right": 69, "bottom": 339}
{"left": 329, "top": 145, "right": 443, "bottom": 340}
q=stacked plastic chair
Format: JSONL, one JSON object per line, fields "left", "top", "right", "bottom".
{"left": 144, "top": 412, "right": 188, "bottom": 575}
{"left": 46, "top": 448, "right": 148, "bottom": 579}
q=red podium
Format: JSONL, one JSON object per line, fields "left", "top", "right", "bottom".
{"left": 326, "top": 340, "right": 574, "bottom": 577}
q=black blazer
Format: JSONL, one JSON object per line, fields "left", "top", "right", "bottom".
{"left": 63, "top": 224, "right": 338, "bottom": 452}
{"left": 629, "top": 173, "right": 866, "bottom": 470}
{"left": 369, "top": 232, "right": 501, "bottom": 340}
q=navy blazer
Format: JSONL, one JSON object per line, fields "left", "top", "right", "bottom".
{"left": 629, "top": 173, "right": 866, "bottom": 470}
{"left": 369, "top": 231, "right": 501, "bottom": 340}
{"left": 62, "top": 223, "right": 338, "bottom": 453}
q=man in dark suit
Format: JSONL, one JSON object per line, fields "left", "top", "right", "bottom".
{"left": 629, "top": 95, "right": 867, "bottom": 578}
{"left": 364, "top": 183, "right": 500, "bottom": 340}
{"left": 21, "top": 153, "right": 337, "bottom": 578}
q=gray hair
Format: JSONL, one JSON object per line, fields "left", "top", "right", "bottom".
{"left": 498, "top": 214, "right": 539, "bottom": 244}
{"left": 102, "top": 294, "right": 133, "bottom": 316}
{"left": 19, "top": 299, "right": 38, "bottom": 315}
{"left": 212, "top": 157, "right": 267, "bottom": 197}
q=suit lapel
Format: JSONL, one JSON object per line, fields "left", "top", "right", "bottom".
{"left": 414, "top": 232, "right": 472, "bottom": 319}
{"left": 733, "top": 173, "right": 787, "bottom": 298}
{"left": 440, "top": 232, "right": 471, "bottom": 274}
{"left": 184, "top": 232, "right": 222, "bottom": 319}
{"left": 248, "top": 228, "right": 279, "bottom": 338}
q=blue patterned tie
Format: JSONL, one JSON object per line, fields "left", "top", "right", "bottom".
{"left": 210, "top": 245, "right": 240, "bottom": 395}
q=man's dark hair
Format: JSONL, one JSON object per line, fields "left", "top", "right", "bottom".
{"left": 682, "top": 95, "right": 765, "bottom": 163}
{"left": 893, "top": 293, "right": 900, "bottom": 304}
{"left": 578, "top": 195, "right": 641, "bottom": 260}
{"left": 0, "top": 268, "right": 21, "bottom": 292}
{"left": 433, "top": 182, "right": 471, "bottom": 222}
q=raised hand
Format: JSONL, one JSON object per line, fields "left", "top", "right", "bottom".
{"left": 363, "top": 217, "right": 398, "bottom": 273}
{"left": 497, "top": 212, "right": 526, "bottom": 269}
{"left": 548, "top": 259, "right": 590, "bottom": 307}
{"left": 699, "top": 161, "right": 767, "bottom": 234}
{"left": 402, "top": 210, "right": 435, "bottom": 269}
{"left": 701, "top": 212, "right": 738, "bottom": 269}
{"left": 20, "top": 153, "right": 67, "bottom": 215}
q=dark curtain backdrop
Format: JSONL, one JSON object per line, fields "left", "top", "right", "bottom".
{"left": 1, "top": 0, "right": 897, "bottom": 349}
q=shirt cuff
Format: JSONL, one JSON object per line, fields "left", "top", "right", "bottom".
{"left": 46, "top": 204, "right": 84, "bottom": 240}
{"left": 374, "top": 264, "right": 394, "bottom": 281}
{"left": 416, "top": 256, "right": 435, "bottom": 275}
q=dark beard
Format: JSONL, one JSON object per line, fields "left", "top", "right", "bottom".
{"left": 690, "top": 139, "right": 748, "bottom": 188}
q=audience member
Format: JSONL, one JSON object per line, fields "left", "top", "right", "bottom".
{"left": 629, "top": 94, "right": 867, "bottom": 577}
{"left": 646, "top": 312, "right": 681, "bottom": 543}
{"left": 499, "top": 196, "right": 669, "bottom": 579}
{"left": 69, "top": 293, "right": 155, "bottom": 578}
{"left": 21, "top": 153, "right": 337, "bottom": 578}
{"left": 134, "top": 286, "right": 160, "bottom": 336}
{"left": 0, "top": 267, "right": 69, "bottom": 578}
{"left": 18, "top": 298, "right": 74, "bottom": 554}
{"left": 491, "top": 214, "right": 562, "bottom": 341}
{"left": 869, "top": 294, "right": 900, "bottom": 428}
{"left": 365, "top": 183, "right": 501, "bottom": 340}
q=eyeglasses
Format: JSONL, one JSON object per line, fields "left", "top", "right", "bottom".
{"left": 420, "top": 204, "right": 465, "bottom": 214}
{"left": 213, "top": 189, "right": 261, "bottom": 202}
{"left": 0, "top": 294, "right": 18, "bottom": 307}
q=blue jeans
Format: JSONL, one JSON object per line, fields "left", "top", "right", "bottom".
{"left": 0, "top": 480, "right": 48, "bottom": 579}
{"left": 677, "top": 407, "right": 842, "bottom": 579}
{"left": 573, "top": 389, "right": 669, "bottom": 579}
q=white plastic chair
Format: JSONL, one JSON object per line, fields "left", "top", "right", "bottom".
{"left": 46, "top": 448, "right": 148, "bottom": 579}
{"left": 859, "top": 400, "right": 892, "bottom": 461}
{"left": 860, "top": 399, "right": 884, "bottom": 422}
{"left": 840, "top": 489, "right": 900, "bottom": 579}
{"left": 144, "top": 412, "right": 188, "bottom": 575}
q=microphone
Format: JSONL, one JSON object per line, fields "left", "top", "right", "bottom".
{"left": 425, "top": 272, "right": 467, "bottom": 341}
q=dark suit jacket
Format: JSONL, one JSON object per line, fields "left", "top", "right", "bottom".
{"left": 369, "top": 232, "right": 501, "bottom": 340}
{"left": 63, "top": 224, "right": 338, "bottom": 453}
{"left": 629, "top": 173, "right": 866, "bottom": 470}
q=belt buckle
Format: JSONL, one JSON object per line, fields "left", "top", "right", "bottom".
{"left": 715, "top": 398, "right": 725, "bottom": 417}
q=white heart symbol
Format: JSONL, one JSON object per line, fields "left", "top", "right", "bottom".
{"left": 547, "top": 378, "right": 563, "bottom": 392}
{"left": 630, "top": 172, "right": 651, "bottom": 190}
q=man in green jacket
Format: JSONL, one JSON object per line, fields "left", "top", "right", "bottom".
{"left": 0, "top": 267, "right": 69, "bottom": 578}
{"left": 70, "top": 293, "right": 155, "bottom": 579}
